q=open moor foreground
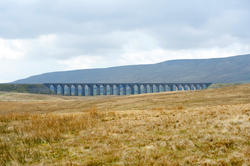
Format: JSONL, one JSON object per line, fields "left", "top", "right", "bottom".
{"left": 0, "top": 84, "right": 249, "bottom": 165}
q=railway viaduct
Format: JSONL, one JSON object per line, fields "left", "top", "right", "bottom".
{"left": 44, "top": 83, "right": 212, "bottom": 96}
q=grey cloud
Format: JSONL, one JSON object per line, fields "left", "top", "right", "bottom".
{"left": 0, "top": 0, "right": 249, "bottom": 59}
{"left": 1, "top": 0, "right": 249, "bottom": 35}
{"left": 23, "top": 30, "right": 158, "bottom": 61}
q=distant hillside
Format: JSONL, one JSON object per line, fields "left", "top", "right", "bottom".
{"left": 13, "top": 54, "right": 250, "bottom": 84}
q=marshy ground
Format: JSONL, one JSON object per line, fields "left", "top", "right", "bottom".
{"left": 0, "top": 84, "right": 249, "bottom": 165}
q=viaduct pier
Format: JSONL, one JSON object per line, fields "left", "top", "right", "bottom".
{"left": 44, "top": 83, "right": 212, "bottom": 96}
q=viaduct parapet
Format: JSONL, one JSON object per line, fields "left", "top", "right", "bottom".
{"left": 44, "top": 83, "right": 212, "bottom": 96}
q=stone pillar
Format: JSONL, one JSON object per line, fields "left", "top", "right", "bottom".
{"left": 74, "top": 85, "right": 78, "bottom": 96}
{"left": 158, "top": 85, "right": 161, "bottom": 92}
{"left": 96, "top": 85, "right": 100, "bottom": 96}
{"left": 103, "top": 85, "right": 107, "bottom": 95}
{"left": 168, "top": 85, "right": 172, "bottom": 91}
{"left": 179, "top": 84, "right": 183, "bottom": 91}
{"left": 193, "top": 84, "right": 197, "bottom": 90}
{"left": 81, "top": 85, "right": 85, "bottom": 96}
{"left": 183, "top": 84, "right": 187, "bottom": 90}
{"left": 130, "top": 85, "right": 134, "bottom": 95}
{"left": 159, "top": 85, "right": 163, "bottom": 92}
{"left": 53, "top": 85, "right": 57, "bottom": 95}
{"left": 142, "top": 85, "right": 146, "bottom": 94}
{"left": 195, "top": 84, "right": 198, "bottom": 90}
{"left": 137, "top": 84, "right": 141, "bottom": 94}
{"left": 119, "top": 85, "right": 123, "bottom": 95}
{"left": 176, "top": 84, "right": 179, "bottom": 91}
{"left": 173, "top": 85, "right": 178, "bottom": 91}
{"left": 144, "top": 85, "right": 147, "bottom": 93}
{"left": 61, "top": 85, "right": 65, "bottom": 95}
{"left": 110, "top": 85, "right": 113, "bottom": 95}
{"left": 89, "top": 85, "right": 94, "bottom": 96}
{"left": 155, "top": 84, "right": 159, "bottom": 93}
{"left": 161, "top": 85, "right": 166, "bottom": 92}
{"left": 164, "top": 85, "right": 169, "bottom": 91}
{"left": 149, "top": 84, "right": 153, "bottom": 93}
{"left": 162, "top": 85, "right": 165, "bottom": 92}
{"left": 152, "top": 84, "right": 155, "bottom": 93}
{"left": 68, "top": 85, "right": 72, "bottom": 96}
{"left": 86, "top": 85, "right": 89, "bottom": 95}
{"left": 122, "top": 85, "right": 126, "bottom": 95}
{"left": 175, "top": 84, "right": 179, "bottom": 91}
{"left": 117, "top": 85, "right": 120, "bottom": 96}
{"left": 143, "top": 84, "right": 146, "bottom": 93}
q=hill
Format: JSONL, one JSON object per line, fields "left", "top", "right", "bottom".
{"left": 13, "top": 54, "right": 250, "bottom": 84}
{"left": 0, "top": 84, "right": 249, "bottom": 165}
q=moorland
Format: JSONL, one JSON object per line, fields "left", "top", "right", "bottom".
{"left": 0, "top": 84, "right": 249, "bottom": 165}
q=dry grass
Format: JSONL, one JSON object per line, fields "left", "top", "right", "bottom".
{"left": 0, "top": 84, "right": 250, "bottom": 165}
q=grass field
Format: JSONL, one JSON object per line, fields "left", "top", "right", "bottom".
{"left": 0, "top": 84, "right": 249, "bottom": 165}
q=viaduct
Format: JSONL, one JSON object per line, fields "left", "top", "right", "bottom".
{"left": 44, "top": 83, "right": 212, "bottom": 96}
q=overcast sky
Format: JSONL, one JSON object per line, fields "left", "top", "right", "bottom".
{"left": 0, "top": 0, "right": 250, "bottom": 83}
